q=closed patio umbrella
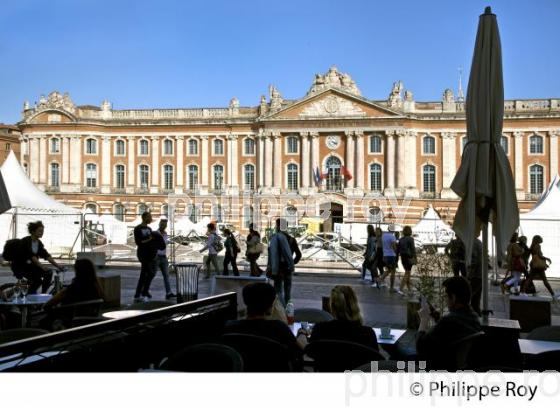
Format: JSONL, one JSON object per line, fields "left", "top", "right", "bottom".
{"left": 450, "top": 7, "right": 519, "bottom": 317}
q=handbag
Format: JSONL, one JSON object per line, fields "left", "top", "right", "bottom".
{"left": 530, "top": 254, "right": 548, "bottom": 270}
{"left": 248, "top": 242, "right": 264, "bottom": 255}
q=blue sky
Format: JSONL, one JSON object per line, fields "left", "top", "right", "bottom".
{"left": 0, "top": 0, "right": 558, "bottom": 123}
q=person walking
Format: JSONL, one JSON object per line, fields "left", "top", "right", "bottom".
{"left": 501, "top": 232, "right": 524, "bottom": 294}
{"left": 200, "top": 223, "right": 222, "bottom": 279}
{"left": 362, "top": 225, "right": 377, "bottom": 283}
{"left": 246, "top": 223, "right": 264, "bottom": 276}
{"left": 379, "top": 230, "right": 398, "bottom": 291}
{"left": 152, "top": 219, "right": 175, "bottom": 299}
{"left": 223, "top": 229, "right": 240, "bottom": 276}
{"left": 133, "top": 211, "right": 157, "bottom": 302}
{"left": 370, "top": 227, "right": 384, "bottom": 288}
{"left": 523, "top": 235, "right": 558, "bottom": 299}
{"left": 468, "top": 238, "right": 483, "bottom": 315}
{"left": 397, "top": 226, "right": 416, "bottom": 295}
{"left": 444, "top": 236, "right": 467, "bottom": 277}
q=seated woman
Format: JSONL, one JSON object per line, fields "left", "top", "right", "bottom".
{"left": 308, "top": 285, "right": 378, "bottom": 350}
{"left": 41, "top": 259, "right": 104, "bottom": 328}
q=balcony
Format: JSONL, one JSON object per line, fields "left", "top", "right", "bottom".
{"left": 134, "top": 188, "right": 150, "bottom": 195}
{"left": 113, "top": 188, "right": 126, "bottom": 194}
{"left": 525, "top": 193, "right": 542, "bottom": 201}
{"left": 45, "top": 186, "right": 60, "bottom": 193}
{"left": 420, "top": 191, "right": 441, "bottom": 199}
{"left": 81, "top": 186, "right": 98, "bottom": 193}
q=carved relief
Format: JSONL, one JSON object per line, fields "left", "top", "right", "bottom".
{"left": 299, "top": 95, "right": 366, "bottom": 117}
{"left": 306, "top": 66, "right": 361, "bottom": 97}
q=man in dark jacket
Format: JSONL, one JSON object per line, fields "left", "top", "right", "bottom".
{"left": 133, "top": 211, "right": 157, "bottom": 302}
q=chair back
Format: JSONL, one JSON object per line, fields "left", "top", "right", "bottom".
{"left": 51, "top": 298, "right": 104, "bottom": 318}
{"left": 221, "top": 333, "right": 293, "bottom": 372}
{"left": 294, "top": 308, "right": 333, "bottom": 323}
{"left": 304, "top": 339, "right": 385, "bottom": 372}
{"left": 527, "top": 326, "right": 560, "bottom": 342}
{"left": 0, "top": 328, "right": 49, "bottom": 345}
{"left": 160, "top": 343, "right": 243, "bottom": 372}
{"left": 449, "top": 331, "right": 485, "bottom": 370}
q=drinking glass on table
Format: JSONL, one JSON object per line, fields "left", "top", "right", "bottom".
{"left": 12, "top": 281, "right": 21, "bottom": 302}
{"left": 20, "top": 280, "right": 29, "bottom": 302}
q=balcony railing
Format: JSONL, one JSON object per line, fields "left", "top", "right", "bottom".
{"left": 420, "top": 191, "right": 441, "bottom": 199}
{"left": 525, "top": 193, "right": 542, "bottom": 200}
{"left": 45, "top": 186, "right": 60, "bottom": 193}
{"left": 81, "top": 186, "right": 98, "bottom": 193}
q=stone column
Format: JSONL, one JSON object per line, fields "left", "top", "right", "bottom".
{"left": 440, "top": 132, "right": 458, "bottom": 198}
{"left": 300, "top": 132, "right": 310, "bottom": 191}
{"left": 176, "top": 136, "right": 184, "bottom": 193}
{"left": 344, "top": 131, "right": 355, "bottom": 192}
{"left": 355, "top": 132, "right": 365, "bottom": 193}
{"left": 384, "top": 131, "right": 396, "bottom": 195}
{"left": 29, "top": 136, "right": 40, "bottom": 184}
{"left": 68, "top": 135, "right": 82, "bottom": 191}
{"left": 549, "top": 130, "right": 559, "bottom": 180}
{"left": 101, "top": 135, "right": 111, "bottom": 193}
{"left": 39, "top": 135, "right": 47, "bottom": 186}
{"left": 395, "top": 129, "right": 406, "bottom": 196}
{"left": 126, "top": 136, "right": 136, "bottom": 193}
{"left": 310, "top": 132, "right": 320, "bottom": 192}
{"left": 201, "top": 135, "right": 209, "bottom": 194}
{"left": 150, "top": 136, "right": 159, "bottom": 193}
{"left": 62, "top": 136, "right": 70, "bottom": 187}
{"left": 264, "top": 134, "right": 273, "bottom": 190}
{"left": 404, "top": 130, "right": 419, "bottom": 198}
{"left": 258, "top": 131, "right": 265, "bottom": 190}
{"left": 273, "top": 132, "right": 282, "bottom": 193}
{"left": 227, "top": 134, "right": 239, "bottom": 194}
{"left": 514, "top": 131, "right": 524, "bottom": 199}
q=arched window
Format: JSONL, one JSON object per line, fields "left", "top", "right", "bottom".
{"left": 287, "top": 163, "right": 299, "bottom": 191}
{"left": 369, "top": 163, "right": 382, "bottom": 191}
{"left": 115, "top": 139, "right": 125, "bottom": 156}
{"left": 114, "top": 203, "right": 125, "bottom": 221}
{"left": 139, "top": 139, "right": 149, "bottom": 155}
{"left": 244, "top": 138, "right": 255, "bottom": 155}
{"left": 244, "top": 164, "right": 255, "bottom": 190}
{"left": 529, "top": 135, "right": 543, "bottom": 154}
{"left": 50, "top": 163, "right": 59, "bottom": 187}
{"left": 369, "top": 135, "right": 382, "bottom": 154}
{"left": 115, "top": 164, "right": 125, "bottom": 189}
{"left": 529, "top": 164, "right": 544, "bottom": 194}
{"left": 85, "top": 163, "right": 97, "bottom": 188}
{"left": 285, "top": 205, "right": 298, "bottom": 227}
{"left": 138, "top": 203, "right": 149, "bottom": 216}
{"left": 86, "top": 138, "right": 97, "bottom": 154}
{"left": 213, "top": 139, "right": 224, "bottom": 155}
{"left": 213, "top": 164, "right": 224, "bottom": 190}
{"left": 188, "top": 139, "right": 198, "bottom": 155}
{"left": 213, "top": 204, "right": 224, "bottom": 223}
{"left": 286, "top": 136, "right": 298, "bottom": 154}
{"left": 423, "top": 164, "right": 436, "bottom": 193}
{"left": 500, "top": 136, "right": 509, "bottom": 154}
{"left": 243, "top": 206, "right": 254, "bottom": 229}
{"left": 187, "top": 165, "right": 198, "bottom": 190}
{"left": 367, "top": 207, "right": 383, "bottom": 223}
{"left": 163, "top": 139, "right": 173, "bottom": 155}
{"left": 325, "top": 156, "right": 342, "bottom": 191}
{"left": 85, "top": 203, "right": 98, "bottom": 214}
{"left": 423, "top": 135, "right": 435, "bottom": 154}
{"left": 50, "top": 137, "right": 60, "bottom": 154}
{"left": 139, "top": 165, "right": 150, "bottom": 189}
{"left": 164, "top": 165, "right": 174, "bottom": 190}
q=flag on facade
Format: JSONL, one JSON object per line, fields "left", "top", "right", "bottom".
{"left": 313, "top": 167, "right": 322, "bottom": 187}
{"left": 341, "top": 166, "right": 353, "bottom": 181}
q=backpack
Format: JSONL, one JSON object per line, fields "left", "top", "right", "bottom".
{"left": 212, "top": 234, "right": 224, "bottom": 253}
{"left": 2, "top": 238, "right": 22, "bottom": 262}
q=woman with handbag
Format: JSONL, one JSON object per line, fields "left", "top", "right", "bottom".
{"left": 501, "top": 233, "right": 525, "bottom": 294}
{"left": 397, "top": 226, "right": 416, "bottom": 296}
{"left": 522, "top": 235, "right": 557, "bottom": 299}
{"left": 246, "top": 223, "right": 264, "bottom": 276}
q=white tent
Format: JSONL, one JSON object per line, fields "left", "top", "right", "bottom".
{"left": 0, "top": 151, "right": 82, "bottom": 255}
{"left": 413, "top": 205, "right": 454, "bottom": 246}
{"left": 520, "top": 176, "right": 560, "bottom": 278}
{"left": 84, "top": 211, "right": 128, "bottom": 245}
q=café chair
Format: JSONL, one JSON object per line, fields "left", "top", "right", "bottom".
{"left": 304, "top": 339, "right": 385, "bottom": 372}
{"left": 294, "top": 308, "right": 333, "bottom": 324}
{"left": 427, "top": 331, "right": 485, "bottom": 371}
{"left": 0, "top": 328, "right": 49, "bottom": 345}
{"left": 159, "top": 343, "right": 244, "bottom": 372}
{"left": 221, "top": 333, "right": 293, "bottom": 372}
{"left": 71, "top": 316, "right": 108, "bottom": 327}
{"left": 40, "top": 298, "right": 104, "bottom": 330}
{"left": 127, "top": 300, "right": 175, "bottom": 311}
{"left": 525, "top": 350, "right": 560, "bottom": 372}
{"left": 527, "top": 326, "right": 560, "bottom": 342}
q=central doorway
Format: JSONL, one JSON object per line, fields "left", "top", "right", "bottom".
{"left": 320, "top": 202, "right": 344, "bottom": 232}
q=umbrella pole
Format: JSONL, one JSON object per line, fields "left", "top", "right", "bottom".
{"left": 482, "top": 222, "right": 489, "bottom": 319}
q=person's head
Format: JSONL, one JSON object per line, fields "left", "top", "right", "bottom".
{"left": 510, "top": 232, "right": 519, "bottom": 243}
{"left": 73, "top": 258, "right": 98, "bottom": 285}
{"left": 207, "top": 223, "right": 216, "bottom": 233}
{"left": 275, "top": 218, "right": 288, "bottom": 232}
{"left": 442, "top": 276, "right": 471, "bottom": 309}
{"left": 531, "top": 235, "right": 543, "bottom": 248}
{"left": 375, "top": 227, "right": 382, "bottom": 237}
{"left": 223, "top": 228, "right": 231, "bottom": 236}
{"left": 403, "top": 226, "right": 412, "bottom": 237}
{"left": 366, "top": 224, "right": 374, "bottom": 237}
{"left": 242, "top": 282, "right": 276, "bottom": 317}
{"left": 141, "top": 211, "right": 152, "bottom": 224}
{"left": 159, "top": 219, "right": 168, "bottom": 231}
{"left": 519, "top": 236, "right": 527, "bottom": 245}
{"left": 28, "top": 221, "right": 44, "bottom": 238}
{"left": 329, "top": 285, "right": 363, "bottom": 324}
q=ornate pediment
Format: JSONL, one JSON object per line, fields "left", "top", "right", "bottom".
{"left": 307, "top": 66, "right": 361, "bottom": 97}
{"left": 36, "top": 91, "right": 76, "bottom": 114}
{"left": 299, "top": 95, "right": 366, "bottom": 118}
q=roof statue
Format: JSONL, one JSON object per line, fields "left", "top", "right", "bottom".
{"left": 387, "top": 81, "right": 403, "bottom": 108}
{"left": 306, "top": 66, "right": 361, "bottom": 97}
{"left": 443, "top": 88, "right": 455, "bottom": 103}
{"left": 404, "top": 90, "right": 413, "bottom": 102}
{"left": 269, "top": 86, "right": 283, "bottom": 111}
{"left": 229, "top": 97, "right": 240, "bottom": 109}
{"left": 34, "top": 91, "right": 76, "bottom": 114}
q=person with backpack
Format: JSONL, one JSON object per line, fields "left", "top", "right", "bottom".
{"left": 200, "top": 223, "right": 222, "bottom": 279}
{"left": 266, "top": 218, "right": 301, "bottom": 306}
{"left": 133, "top": 211, "right": 158, "bottom": 302}
{"left": 6, "top": 221, "right": 65, "bottom": 294}
{"left": 223, "top": 228, "right": 240, "bottom": 276}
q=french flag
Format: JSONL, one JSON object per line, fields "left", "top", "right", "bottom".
{"left": 341, "top": 166, "right": 353, "bottom": 181}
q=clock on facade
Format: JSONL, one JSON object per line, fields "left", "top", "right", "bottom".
{"left": 326, "top": 135, "right": 340, "bottom": 149}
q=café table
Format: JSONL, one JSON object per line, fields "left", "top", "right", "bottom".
{"left": 0, "top": 294, "right": 52, "bottom": 328}
{"left": 290, "top": 322, "right": 406, "bottom": 345}
{"left": 518, "top": 339, "right": 560, "bottom": 356}
{"left": 102, "top": 310, "right": 147, "bottom": 320}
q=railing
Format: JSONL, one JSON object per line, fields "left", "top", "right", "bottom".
{"left": 81, "top": 186, "right": 97, "bottom": 193}
{"left": 525, "top": 193, "right": 542, "bottom": 200}
{"left": 45, "top": 186, "right": 60, "bottom": 193}
{"left": 419, "top": 192, "right": 440, "bottom": 199}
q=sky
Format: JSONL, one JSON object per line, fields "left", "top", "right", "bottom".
{"left": 0, "top": 0, "right": 559, "bottom": 124}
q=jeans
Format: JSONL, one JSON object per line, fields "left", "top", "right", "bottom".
{"left": 156, "top": 255, "right": 172, "bottom": 294}
{"left": 223, "top": 251, "right": 239, "bottom": 276}
{"left": 204, "top": 254, "right": 220, "bottom": 277}
{"left": 273, "top": 273, "right": 293, "bottom": 306}
{"left": 135, "top": 257, "right": 156, "bottom": 297}
{"left": 25, "top": 265, "right": 53, "bottom": 294}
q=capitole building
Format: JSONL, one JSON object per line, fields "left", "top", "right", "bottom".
{"left": 16, "top": 66, "right": 560, "bottom": 232}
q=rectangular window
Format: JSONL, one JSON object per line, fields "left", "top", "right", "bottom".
{"left": 86, "top": 164, "right": 97, "bottom": 188}
{"left": 286, "top": 137, "right": 298, "bottom": 154}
